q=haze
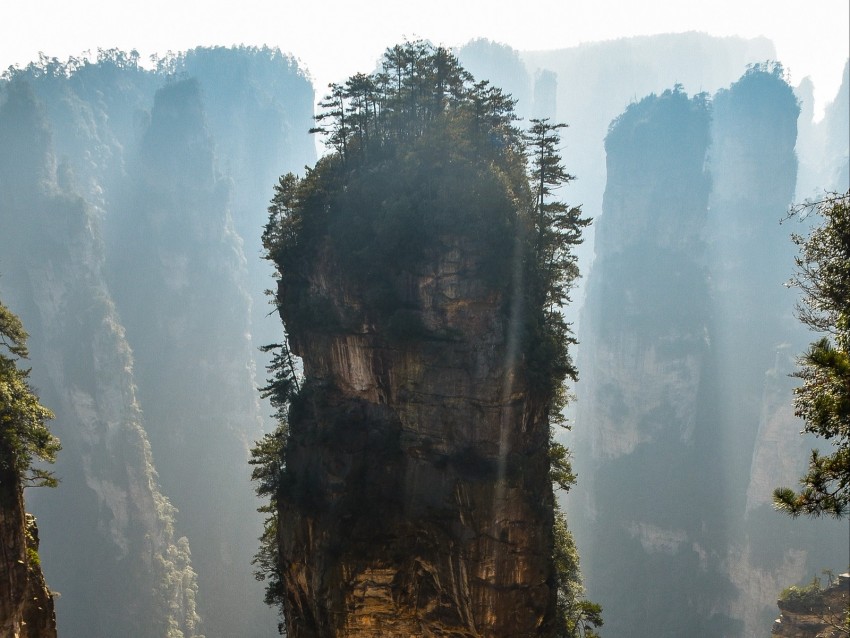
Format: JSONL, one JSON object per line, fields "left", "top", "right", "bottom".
{"left": 1, "top": 3, "right": 848, "bottom": 637}
{"left": 3, "top": 0, "right": 848, "bottom": 117}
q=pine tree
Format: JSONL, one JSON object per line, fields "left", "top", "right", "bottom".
{"left": 249, "top": 337, "right": 300, "bottom": 635}
{"left": 0, "top": 298, "right": 59, "bottom": 487}
{"left": 525, "top": 118, "right": 589, "bottom": 311}
{"left": 256, "top": 43, "right": 601, "bottom": 632}
{"left": 774, "top": 190, "right": 850, "bottom": 518}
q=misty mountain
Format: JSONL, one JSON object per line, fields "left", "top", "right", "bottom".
{"left": 0, "top": 79, "right": 200, "bottom": 637}
{"left": 570, "top": 65, "right": 848, "bottom": 638}
{"left": 0, "top": 35, "right": 846, "bottom": 638}
{"left": 458, "top": 33, "right": 777, "bottom": 330}
{"left": 796, "top": 59, "right": 850, "bottom": 197}
{"left": 0, "top": 47, "right": 315, "bottom": 638}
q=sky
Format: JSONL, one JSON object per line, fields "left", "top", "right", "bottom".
{"left": 3, "top": 0, "right": 848, "bottom": 118}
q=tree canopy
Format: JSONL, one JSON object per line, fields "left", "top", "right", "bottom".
{"left": 255, "top": 40, "right": 595, "bottom": 633}
{"left": 774, "top": 190, "right": 850, "bottom": 518}
{"left": 0, "top": 298, "right": 59, "bottom": 487}
{"left": 263, "top": 41, "right": 588, "bottom": 418}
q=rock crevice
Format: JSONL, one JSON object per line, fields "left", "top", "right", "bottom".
{"left": 277, "top": 237, "right": 555, "bottom": 637}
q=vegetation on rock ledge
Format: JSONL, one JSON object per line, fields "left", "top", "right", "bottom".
{"left": 253, "top": 41, "right": 598, "bottom": 636}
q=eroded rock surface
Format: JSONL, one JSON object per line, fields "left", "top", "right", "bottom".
{"left": 772, "top": 574, "right": 850, "bottom": 638}
{"left": 278, "top": 239, "right": 556, "bottom": 637}
{"left": 0, "top": 472, "right": 56, "bottom": 638}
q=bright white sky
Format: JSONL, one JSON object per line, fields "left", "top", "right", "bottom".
{"left": 3, "top": 0, "right": 848, "bottom": 118}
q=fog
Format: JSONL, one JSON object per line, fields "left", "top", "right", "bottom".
{"left": 0, "top": 35, "right": 847, "bottom": 637}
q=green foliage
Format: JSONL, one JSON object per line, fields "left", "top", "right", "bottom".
{"left": 263, "top": 42, "right": 587, "bottom": 417}
{"left": 774, "top": 191, "right": 850, "bottom": 518}
{"left": 549, "top": 437, "right": 576, "bottom": 493}
{"left": 249, "top": 427, "right": 287, "bottom": 636}
{"left": 0, "top": 298, "right": 59, "bottom": 487}
{"left": 250, "top": 337, "right": 300, "bottom": 634}
{"left": 26, "top": 546, "right": 41, "bottom": 568}
{"left": 779, "top": 577, "right": 823, "bottom": 605}
{"left": 553, "top": 504, "right": 603, "bottom": 637}
{"left": 24, "top": 517, "right": 42, "bottom": 568}
{"left": 259, "top": 41, "right": 594, "bottom": 631}
{"left": 258, "top": 339, "right": 301, "bottom": 426}
{"left": 523, "top": 118, "right": 589, "bottom": 419}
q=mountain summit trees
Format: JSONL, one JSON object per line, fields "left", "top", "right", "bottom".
{"left": 255, "top": 41, "right": 597, "bottom": 636}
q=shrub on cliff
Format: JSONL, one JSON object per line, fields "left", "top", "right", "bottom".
{"left": 0, "top": 298, "right": 59, "bottom": 488}
{"left": 255, "top": 40, "right": 598, "bottom": 634}
{"left": 774, "top": 190, "right": 850, "bottom": 518}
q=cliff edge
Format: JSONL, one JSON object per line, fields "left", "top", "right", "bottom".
{"left": 772, "top": 574, "right": 849, "bottom": 638}
{"left": 258, "top": 43, "right": 589, "bottom": 637}
{"left": 0, "top": 471, "right": 56, "bottom": 638}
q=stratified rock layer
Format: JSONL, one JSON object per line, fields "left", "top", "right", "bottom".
{"left": 278, "top": 238, "right": 555, "bottom": 637}
{"left": 0, "top": 470, "right": 56, "bottom": 638}
{"left": 772, "top": 574, "right": 850, "bottom": 638}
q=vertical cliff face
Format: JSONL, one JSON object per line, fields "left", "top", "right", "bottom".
{"left": 176, "top": 47, "right": 317, "bottom": 396}
{"left": 708, "top": 65, "right": 846, "bottom": 637}
{"left": 279, "top": 235, "right": 554, "bottom": 638}
{"left": 573, "top": 66, "right": 849, "bottom": 638}
{"left": 796, "top": 60, "right": 850, "bottom": 197}
{"left": 104, "top": 77, "right": 275, "bottom": 637}
{"left": 706, "top": 64, "right": 801, "bottom": 539}
{"left": 263, "top": 44, "right": 586, "bottom": 636}
{"left": 0, "top": 79, "right": 201, "bottom": 637}
{"left": 0, "top": 472, "right": 56, "bottom": 638}
{"left": 772, "top": 574, "right": 850, "bottom": 638}
{"left": 572, "top": 87, "right": 731, "bottom": 636}
{"left": 1, "top": 48, "right": 316, "bottom": 637}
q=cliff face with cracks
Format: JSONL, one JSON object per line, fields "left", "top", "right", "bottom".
{"left": 772, "top": 574, "right": 850, "bottom": 638}
{"left": 0, "top": 472, "right": 56, "bottom": 638}
{"left": 277, "top": 237, "right": 555, "bottom": 637}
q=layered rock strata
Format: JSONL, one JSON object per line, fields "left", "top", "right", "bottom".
{"left": 0, "top": 470, "right": 56, "bottom": 638}
{"left": 772, "top": 574, "right": 850, "bottom": 638}
{"left": 278, "top": 239, "right": 555, "bottom": 637}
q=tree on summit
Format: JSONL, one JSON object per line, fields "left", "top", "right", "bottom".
{"left": 254, "top": 41, "right": 600, "bottom": 633}
{"left": 526, "top": 118, "right": 588, "bottom": 311}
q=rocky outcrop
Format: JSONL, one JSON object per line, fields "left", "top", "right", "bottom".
{"left": 572, "top": 65, "right": 849, "bottom": 638}
{"left": 278, "top": 237, "right": 556, "bottom": 637}
{"left": 0, "top": 469, "right": 56, "bottom": 638}
{"left": 20, "top": 516, "right": 57, "bottom": 638}
{"left": 772, "top": 574, "right": 850, "bottom": 637}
